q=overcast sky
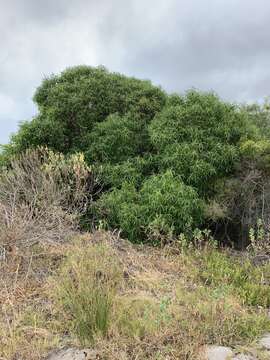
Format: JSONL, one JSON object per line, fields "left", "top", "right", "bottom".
{"left": 1, "top": 0, "right": 270, "bottom": 144}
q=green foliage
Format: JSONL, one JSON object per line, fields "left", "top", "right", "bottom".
{"left": 176, "top": 283, "right": 270, "bottom": 346}
{"left": 150, "top": 91, "right": 244, "bottom": 148}
{"left": 97, "top": 182, "right": 142, "bottom": 242}
{"left": 98, "top": 171, "right": 204, "bottom": 243}
{"left": 194, "top": 249, "right": 270, "bottom": 307}
{"left": 85, "top": 113, "right": 150, "bottom": 164}
{"left": 0, "top": 146, "right": 9, "bottom": 168}
{"left": 241, "top": 99, "right": 270, "bottom": 140}
{"left": 149, "top": 91, "right": 244, "bottom": 193}
{"left": 240, "top": 139, "right": 270, "bottom": 170}
{"left": 7, "top": 115, "right": 69, "bottom": 155}
{"left": 5, "top": 66, "right": 269, "bottom": 245}
{"left": 8, "top": 66, "right": 165, "bottom": 155}
{"left": 97, "top": 156, "right": 151, "bottom": 188}
{"left": 140, "top": 171, "right": 204, "bottom": 236}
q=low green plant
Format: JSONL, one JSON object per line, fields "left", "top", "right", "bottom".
{"left": 176, "top": 285, "right": 270, "bottom": 346}
{"left": 177, "top": 228, "right": 217, "bottom": 250}
{"left": 193, "top": 249, "right": 270, "bottom": 307}
{"left": 248, "top": 218, "right": 270, "bottom": 255}
{"left": 115, "top": 296, "right": 173, "bottom": 339}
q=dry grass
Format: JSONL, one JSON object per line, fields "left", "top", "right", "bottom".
{"left": 0, "top": 148, "right": 93, "bottom": 250}
{"left": 0, "top": 243, "right": 64, "bottom": 359}
{"left": 0, "top": 231, "right": 270, "bottom": 360}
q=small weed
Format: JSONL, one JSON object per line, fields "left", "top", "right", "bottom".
{"left": 193, "top": 249, "right": 270, "bottom": 307}
{"left": 176, "top": 285, "right": 270, "bottom": 346}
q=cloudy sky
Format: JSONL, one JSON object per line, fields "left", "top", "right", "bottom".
{"left": 1, "top": 0, "right": 270, "bottom": 144}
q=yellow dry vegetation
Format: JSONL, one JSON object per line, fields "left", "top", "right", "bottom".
{"left": 1, "top": 231, "right": 270, "bottom": 360}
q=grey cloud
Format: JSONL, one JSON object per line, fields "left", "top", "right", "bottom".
{"left": 95, "top": 0, "right": 270, "bottom": 98}
{"left": 1, "top": 0, "right": 270, "bottom": 144}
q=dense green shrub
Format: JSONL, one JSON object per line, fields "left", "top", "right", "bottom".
{"left": 97, "top": 182, "right": 143, "bottom": 242}
{"left": 149, "top": 91, "right": 244, "bottom": 194}
{"left": 85, "top": 113, "right": 150, "bottom": 164}
{"left": 209, "top": 130, "right": 270, "bottom": 246}
{"left": 7, "top": 66, "right": 166, "bottom": 155}
{"left": 140, "top": 171, "right": 204, "bottom": 236}
{"left": 4, "top": 66, "right": 269, "bottom": 246}
{"left": 98, "top": 171, "right": 203, "bottom": 243}
{"left": 97, "top": 156, "right": 151, "bottom": 188}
